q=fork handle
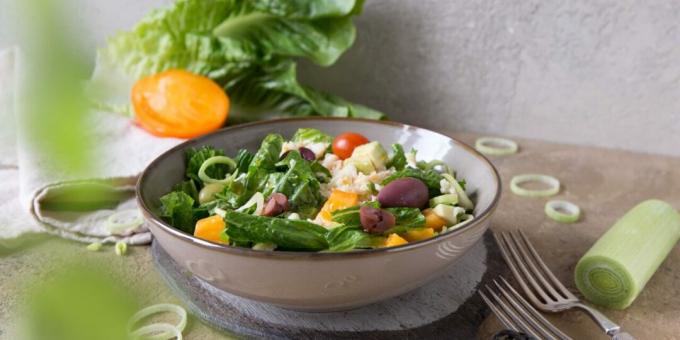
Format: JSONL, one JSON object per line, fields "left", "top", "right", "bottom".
{"left": 575, "top": 303, "right": 625, "bottom": 336}
{"left": 612, "top": 332, "right": 636, "bottom": 340}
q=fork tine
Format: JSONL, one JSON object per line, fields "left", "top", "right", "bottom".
{"left": 497, "top": 231, "right": 555, "bottom": 305}
{"left": 479, "top": 290, "right": 518, "bottom": 331}
{"left": 497, "top": 278, "right": 572, "bottom": 340}
{"left": 507, "top": 231, "right": 565, "bottom": 302}
{"left": 518, "top": 229, "right": 577, "bottom": 300}
{"left": 493, "top": 232, "right": 545, "bottom": 308}
{"left": 483, "top": 284, "right": 543, "bottom": 339}
{"left": 490, "top": 280, "right": 559, "bottom": 340}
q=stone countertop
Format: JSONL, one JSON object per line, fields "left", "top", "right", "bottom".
{"left": 1, "top": 132, "right": 679, "bottom": 339}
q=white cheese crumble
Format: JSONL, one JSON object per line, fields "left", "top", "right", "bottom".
{"left": 281, "top": 141, "right": 329, "bottom": 159}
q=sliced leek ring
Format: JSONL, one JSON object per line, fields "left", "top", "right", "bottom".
{"left": 235, "top": 192, "right": 265, "bottom": 215}
{"left": 545, "top": 200, "right": 581, "bottom": 223}
{"left": 130, "top": 323, "right": 182, "bottom": 340}
{"left": 106, "top": 209, "right": 144, "bottom": 235}
{"left": 128, "top": 303, "right": 187, "bottom": 340}
{"left": 475, "top": 137, "right": 518, "bottom": 156}
{"left": 198, "top": 156, "right": 236, "bottom": 184}
{"left": 510, "top": 174, "right": 560, "bottom": 197}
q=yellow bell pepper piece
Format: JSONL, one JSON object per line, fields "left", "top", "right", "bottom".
{"left": 403, "top": 228, "right": 436, "bottom": 242}
{"left": 383, "top": 233, "right": 408, "bottom": 248}
{"left": 194, "top": 215, "right": 228, "bottom": 244}
{"left": 423, "top": 208, "right": 447, "bottom": 230}
{"left": 318, "top": 189, "right": 360, "bottom": 221}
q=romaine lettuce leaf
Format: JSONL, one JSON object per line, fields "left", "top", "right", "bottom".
{"left": 292, "top": 127, "right": 333, "bottom": 144}
{"left": 244, "top": 134, "right": 284, "bottom": 198}
{"left": 224, "top": 210, "right": 329, "bottom": 250}
{"left": 224, "top": 60, "right": 384, "bottom": 123}
{"left": 89, "top": 0, "right": 384, "bottom": 121}
{"left": 382, "top": 168, "right": 443, "bottom": 197}
{"left": 159, "top": 191, "right": 197, "bottom": 234}
{"left": 325, "top": 225, "right": 381, "bottom": 251}
{"left": 234, "top": 148, "right": 255, "bottom": 174}
{"left": 310, "top": 161, "right": 331, "bottom": 183}
{"left": 185, "top": 146, "right": 228, "bottom": 185}
{"left": 268, "top": 150, "right": 325, "bottom": 218}
{"left": 330, "top": 203, "right": 424, "bottom": 235}
{"left": 387, "top": 144, "right": 406, "bottom": 170}
{"left": 331, "top": 201, "right": 379, "bottom": 227}
{"left": 172, "top": 179, "right": 199, "bottom": 202}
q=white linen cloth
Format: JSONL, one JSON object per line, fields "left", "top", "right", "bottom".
{"left": 0, "top": 48, "right": 183, "bottom": 246}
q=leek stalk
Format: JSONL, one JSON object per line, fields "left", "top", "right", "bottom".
{"left": 575, "top": 199, "right": 680, "bottom": 309}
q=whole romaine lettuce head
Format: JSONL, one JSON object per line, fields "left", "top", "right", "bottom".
{"left": 89, "top": 0, "right": 384, "bottom": 123}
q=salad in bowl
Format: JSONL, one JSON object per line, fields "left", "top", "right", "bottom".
{"left": 159, "top": 128, "right": 475, "bottom": 252}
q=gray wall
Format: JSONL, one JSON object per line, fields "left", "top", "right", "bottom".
{"left": 2, "top": 0, "right": 679, "bottom": 156}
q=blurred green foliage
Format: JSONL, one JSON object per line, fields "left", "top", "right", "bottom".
{"left": 19, "top": 0, "right": 92, "bottom": 174}
{"left": 23, "top": 264, "right": 138, "bottom": 340}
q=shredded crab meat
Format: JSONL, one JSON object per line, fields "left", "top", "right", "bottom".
{"left": 319, "top": 154, "right": 394, "bottom": 198}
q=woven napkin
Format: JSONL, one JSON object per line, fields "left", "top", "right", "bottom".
{"left": 0, "top": 47, "right": 183, "bottom": 247}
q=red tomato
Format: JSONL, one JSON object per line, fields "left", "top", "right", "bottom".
{"left": 332, "top": 132, "right": 369, "bottom": 160}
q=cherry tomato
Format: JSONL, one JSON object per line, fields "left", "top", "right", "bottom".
{"left": 332, "top": 132, "right": 369, "bottom": 160}
{"left": 132, "top": 69, "right": 229, "bottom": 138}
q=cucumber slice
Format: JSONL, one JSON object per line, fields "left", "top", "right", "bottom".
{"left": 442, "top": 174, "right": 474, "bottom": 210}
{"left": 429, "top": 193, "right": 459, "bottom": 208}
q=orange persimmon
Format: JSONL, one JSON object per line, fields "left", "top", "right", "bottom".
{"left": 194, "top": 215, "right": 228, "bottom": 244}
{"left": 132, "top": 69, "right": 229, "bottom": 138}
{"left": 383, "top": 233, "right": 408, "bottom": 247}
{"left": 318, "top": 189, "right": 360, "bottom": 221}
{"left": 403, "top": 228, "right": 435, "bottom": 242}
{"left": 423, "top": 208, "right": 447, "bottom": 230}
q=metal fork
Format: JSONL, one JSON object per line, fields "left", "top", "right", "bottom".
{"left": 480, "top": 276, "right": 572, "bottom": 340}
{"left": 494, "top": 230, "right": 635, "bottom": 340}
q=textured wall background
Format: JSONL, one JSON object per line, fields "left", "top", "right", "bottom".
{"left": 2, "top": 0, "right": 679, "bottom": 156}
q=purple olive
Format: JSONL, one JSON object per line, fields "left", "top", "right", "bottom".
{"left": 378, "top": 177, "right": 429, "bottom": 208}
{"left": 299, "top": 147, "right": 316, "bottom": 161}
{"left": 263, "top": 193, "right": 289, "bottom": 216}
{"left": 360, "top": 206, "right": 396, "bottom": 234}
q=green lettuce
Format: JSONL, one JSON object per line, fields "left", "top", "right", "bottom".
{"left": 244, "top": 133, "right": 284, "bottom": 199}
{"left": 224, "top": 211, "right": 329, "bottom": 250}
{"left": 89, "top": 0, "right": 384, "bottom": 122}
{"left": 330, "top": 203, "right": 425, "bottom": 235}
{"left": 159, "top": 191, "right": 197, "bottom": 234}
{"left": 185, "top": 146, "right": 228, "bottom": 186}
{"left": 292, "top": 127, "right": 333, "bottom": 144}
{"left": 234, "top": 148, "right": 255, "bottom": 174}
{"left": 269, "top": 150, "right": 325, "bottom": 218}
{"left": 387, "top": 144, "right": 406, "bottom": 170}
{"left": 382, "top": 168, "right": 443, "bottom": 197}
{"left": 325, "top": 225, "right": 381, "bottom": 251}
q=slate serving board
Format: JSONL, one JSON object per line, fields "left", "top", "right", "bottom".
{"left": 151, "top": 230, "right": 506, "bottom": 339}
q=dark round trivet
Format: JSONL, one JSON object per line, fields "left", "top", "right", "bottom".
{"left": 151, "top": 230, "right": 506, "bottom": 340}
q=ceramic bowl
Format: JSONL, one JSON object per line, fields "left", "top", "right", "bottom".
{"left": 137, "top": 118, "right": 501, "bottom": 311}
